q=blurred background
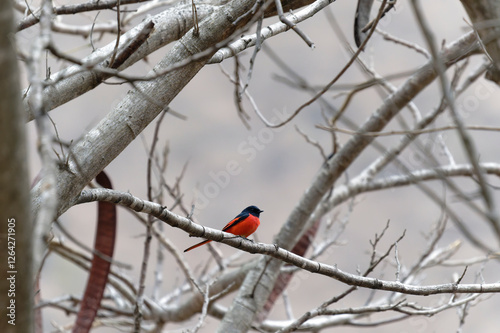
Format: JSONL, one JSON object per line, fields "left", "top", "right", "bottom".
{"left": 17, "top": 0, "right": 500, "bottom": 331}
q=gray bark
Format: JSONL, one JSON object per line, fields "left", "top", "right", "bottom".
{"left": 0, "top": 0, "right": 33, "bottom": 332}
{"left": 461, "top": 0, "right": 500, "bottom": 83}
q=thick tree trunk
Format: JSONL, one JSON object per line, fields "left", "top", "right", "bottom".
{"left": 461, "top": 0, "right": 500, "bottom": 83}
{"left": 0, "top": 0, "right": 34, "bottom": 332}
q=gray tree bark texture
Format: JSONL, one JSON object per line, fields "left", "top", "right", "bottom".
{"left": 461, "top": 0, "right": 500, "bottom": 83}
{"left": 0, "top": 0, "right": 33, "bottom": 332}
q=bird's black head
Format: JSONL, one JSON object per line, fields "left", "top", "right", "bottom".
{"left": 243, "top": 205, "right": 263, "bottom": 217}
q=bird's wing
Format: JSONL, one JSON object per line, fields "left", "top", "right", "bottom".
{"left": 221, "top": 213, "right": 249, "bottom": 232}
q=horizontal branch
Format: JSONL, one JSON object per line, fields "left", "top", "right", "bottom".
{"left": 319, "top": 124, "right": 500, "bottom": 137}
{"left": 75, "top": 188, "right": 500, "bottom": 296}
{"left": 330, "top": 163, "right": 500, "bottom": 207}
{"left": 17, "top": 0, "right": 151, "bottom": 31}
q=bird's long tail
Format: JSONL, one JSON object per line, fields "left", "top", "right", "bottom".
{"left": 184, "top": 239, "right": 212, "bottom": 252}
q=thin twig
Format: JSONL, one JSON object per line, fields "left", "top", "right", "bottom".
{"left": 317, "top": 124, "right": 500, "bottom": 137}
{"left": 274, "top": 0, "right": 314, "bottom": 47}
{"left": 109, "top": 0, "right": 122, "bottom": 67}
{"left": 255, "top": 0, "right": 390, "bottom": 128}
{"left": 411, "top": 0, "right": 500, "bottom": 241}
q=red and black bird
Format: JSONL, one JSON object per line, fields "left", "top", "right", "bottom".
{"left": 184, "top": 205, "right": 263, "bottom": 252}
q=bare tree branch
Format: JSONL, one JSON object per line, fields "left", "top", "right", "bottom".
{"left": 75, "top": 188, "right": 500, "bottom": 296}
{"left": 461, "top": 0, "right": 500, "bottom": 83}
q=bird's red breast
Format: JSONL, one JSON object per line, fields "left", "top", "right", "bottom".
{"left": 221, "top": 213, "right": 260, "bottom": 237}
{"left": 184, "top": 205, "right": 263, "bottom": 252}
